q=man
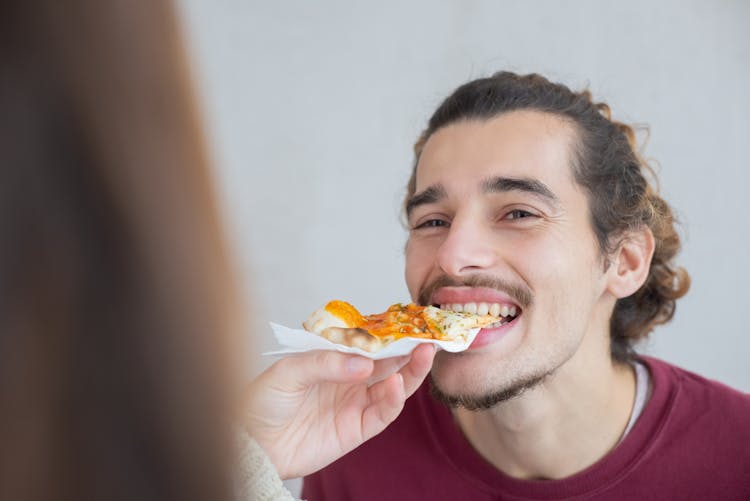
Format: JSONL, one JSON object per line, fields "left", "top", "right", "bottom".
{"left": 302, "top": 72, "right": 750, "bottom": 500}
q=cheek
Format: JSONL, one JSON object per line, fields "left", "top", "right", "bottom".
{"left": 520, "top": 238, "right": 604, "bottom": 312}
{"left": 505, "top": 235, "right": 567, "bottom": 278}
{"left": 513, "top": 226, "right": 598, "bottom": 275}
{"left": 510, "top": 234, "right": 600, "bottom": 305}
{"left": 404, "top": 239, "right": 435, "bottom": 299}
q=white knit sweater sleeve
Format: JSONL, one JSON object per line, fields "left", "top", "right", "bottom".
{"left": 236, "top": 430, "right": 299, "bottom": 501}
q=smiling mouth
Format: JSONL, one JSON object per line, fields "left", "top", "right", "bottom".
{"left": 435, "top": 302, "right": 520, "bottom": 328}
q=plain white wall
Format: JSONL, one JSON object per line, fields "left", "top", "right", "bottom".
{"left": 179, "top": 0, "right": 750, "bottom": 392}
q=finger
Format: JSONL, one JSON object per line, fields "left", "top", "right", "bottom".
{"left": 267, "top": 350, "right": 375, "bottom": 392}
{"left": 400, "top": 343, "right": 436, "bottom": 396}
{"left": 368, "top": 354, "right": 410, "bottom": 384}
{"left": 360, "top": 373, "right": 406, "bottom": 440}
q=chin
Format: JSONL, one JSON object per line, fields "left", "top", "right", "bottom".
{"left": 429, "top": 348, "right": 557, "bottom": 410}
{"left": 430, "top": 359, "right": 550, "bottom": 410}
{"left": 430, "top": 351, "right": 506, "bottom": 396}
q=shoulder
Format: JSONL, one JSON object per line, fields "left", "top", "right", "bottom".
{"left": 629, "top": 357, "right": 750, "bottom": 496}
{"left": 643, "top": 356, "right": 749, "bottom": 410}
{"left": 640, "top": 356, "right": 750, "bottom": 445}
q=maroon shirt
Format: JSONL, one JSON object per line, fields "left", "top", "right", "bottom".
{"left": 303, "top": 357, "right": 750, "bottom": 500}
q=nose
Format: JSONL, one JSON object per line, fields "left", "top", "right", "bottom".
{"left": 436, "top": 214, "right": 497, "bottom": 277}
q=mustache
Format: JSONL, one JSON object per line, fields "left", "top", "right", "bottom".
{"left": 417, "top": 274, "right": 533, "bottom": 310}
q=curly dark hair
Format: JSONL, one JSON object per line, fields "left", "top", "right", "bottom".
{"left": 405, "top": 71, "right": 690, "bottom": 362}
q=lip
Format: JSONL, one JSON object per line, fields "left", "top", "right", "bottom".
{"left": 430, "top": 286, "right": 519, "bottom": 308}
{"left": 468, "top": 315, "right": 520, "bottom": 349}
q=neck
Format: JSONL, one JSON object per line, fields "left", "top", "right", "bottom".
{"left": 453, "top": 341, "right": 635, "bottom": 480}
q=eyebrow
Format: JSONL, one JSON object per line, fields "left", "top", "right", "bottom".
{"left": 405, "top": 184, "right": 447, "bottom": 218}
{"left": 482, "top": 176, "right": 560, "bottom": 208}
{"left": 405, "top": 175, "right": 561, "bottom": 218}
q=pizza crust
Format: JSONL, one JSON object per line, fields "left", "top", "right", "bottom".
{"left": 318, "top": 327, "right": 385, "bottom": 353}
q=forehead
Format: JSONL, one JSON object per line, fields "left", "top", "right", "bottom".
{"left": 415, "top": 111, "right": 578, "bottom": 194}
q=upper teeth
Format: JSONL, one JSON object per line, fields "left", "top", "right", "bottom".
{"left": 440, "top": 303, "right": 517, "bottom": 318}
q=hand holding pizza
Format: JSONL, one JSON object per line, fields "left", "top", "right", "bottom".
{"left": 244, "top": 343, "right": 435, "bottom": 479}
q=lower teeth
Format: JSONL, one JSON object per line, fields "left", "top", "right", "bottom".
{"left": 487, "top": 316, "right": 517, "bottom": 328}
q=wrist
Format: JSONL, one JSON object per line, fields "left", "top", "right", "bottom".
{"left": 243, "top": 428, "right": 290, "bottom": 479}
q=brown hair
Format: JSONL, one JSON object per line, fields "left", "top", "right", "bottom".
{"left": 0, "top": 1, "right": 239, "bottom": 500}
{"left": 406, "top": 71, "right": 690, "bottom": 362}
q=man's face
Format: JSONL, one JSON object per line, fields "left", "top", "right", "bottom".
{"left": 405, "top": 111, "right": 614, "bottom": 408}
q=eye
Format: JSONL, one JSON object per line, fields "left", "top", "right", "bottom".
{"left": 413, "top": 219, "right": 449, "bottom": 230}
{"left": 504, "top": 209, "right": 536, "bottom": 220}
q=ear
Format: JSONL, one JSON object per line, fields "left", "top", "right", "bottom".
{"left": 605, "top": 226, "right": 655, "bottom": 299}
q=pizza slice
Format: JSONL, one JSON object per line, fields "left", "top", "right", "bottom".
{"left": 303, "top": 300, "right": 500, "bottom": 352}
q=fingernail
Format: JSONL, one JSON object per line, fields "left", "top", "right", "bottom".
{"left": 345, "top": 356, "right": 371, "bottom": 373}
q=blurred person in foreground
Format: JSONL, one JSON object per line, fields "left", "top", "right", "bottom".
{"left": 302, "top": 74, "right": 750, "bottom": 499}
{"left": 0, "top": 1, "right": 434, "bottom": 500}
